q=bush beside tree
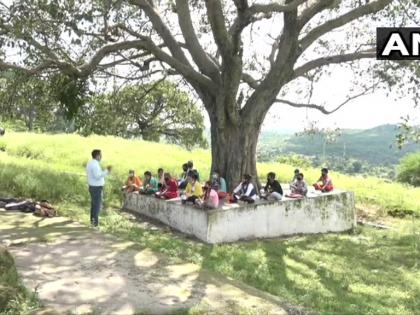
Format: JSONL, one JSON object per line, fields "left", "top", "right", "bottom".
{"left": 398, "top": 152, "right": 420, "bottom": 187}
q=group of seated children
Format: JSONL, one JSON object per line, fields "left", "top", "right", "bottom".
{"left": 178, "top": 160, "right": 200, "bottom": 189}
{"left": 288, "top": 169, "right": 308, "bottom": 198}
{"left": 122, "top": 163, "right": 334, "bottom": 208}
{"left": 287, "top": 168, "right": 334, "bottom": 198}
{"left": 122, "top": 161, "right": 229, "bottom": 209}
{"left": 181, "top": 168, "right": 229, "bottom": 209}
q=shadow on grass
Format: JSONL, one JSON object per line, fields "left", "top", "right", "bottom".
{"left": 0, "top": 211, "right": 297, "bottom": 315}
{"left": 12, "top": 205, "right": 416, "bottom": 315}
{"left": 110, "top": 209, "right": 420, "bottom": 315}
{"left": 236, "top": 231, "right": 419, "bottom": 315}
{"left": 0, "top": 211, "right": 91, "bottom": 245}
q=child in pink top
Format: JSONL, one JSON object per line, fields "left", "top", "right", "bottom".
{"left": 201, "top": 181, "right": 219, "bottom": 209}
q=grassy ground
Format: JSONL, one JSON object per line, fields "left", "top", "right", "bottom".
{"left": 55, "top": 204, "right": 418, "bottom": 315}
{"left": 0, "top": 132, "right": 419, "bottom": 314}
{"left": 0, "top": 132, "right": 419, "bottom": 214}
{"left": 0, "top": 246, "right": 40, "bottom": 314}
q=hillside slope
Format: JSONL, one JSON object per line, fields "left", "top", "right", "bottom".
{"left": 0, "top": 132, "right": 419, "bottom": 214}
{"left": 258, "top": 124, "right": 419, "bottom": 165}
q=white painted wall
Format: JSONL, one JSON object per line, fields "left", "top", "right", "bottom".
{"left": 124, "top": 194, "right": 209, "bottom": 241}
{"left": 124, "top": 191, "right": 356, "bottom": 244}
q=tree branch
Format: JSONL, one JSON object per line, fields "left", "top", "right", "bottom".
{"left": 0, "top": 60, "right": 54, "bottom": 75}
{"left": 129, "top": 0, "right": 191, "bottom": 66}
{"left": 293, "top": 49, "right": 376, "bottom": 78}
{"left": 297, "top": 0, "right": 335, "bottom": 30}
{"left": 79, "top": 40, "right": 150, "bottom": 76}
{"left": 1, "top": 35, "right": 215, "bottom": 91}
{"left": 205, "top": 0, "right": 232, "bottom": 59}
{"left": 175, "top": 0, "right": 221, "bottom": 81}
{"left": 275, "top": 83, "right": 378, "bottom": 114}
{"left": 135, "top": 38, "right": 217, "bottom": 90}
{"left": 229, "top": 0, "right": 307, "bottom": 55}
{"left": 97, "top": 68, "right": 163, "bottom": 81}
{"left": 241, "top": 72, "right": 259, "bottom": 89}
{"left": 0, "top": 22, "right": 77, "bottom": 73}
{"left": 126, "top": 0, "right": 218, "bottom": 94}
{"left": 241, "top": 5, "right": 300, "bottom": 121}
{"left": 249, "top": 0, "right": 307, "bottom": 14}
{"left": 300, "top": 0, "right": 392, "bottom": 51}
{"left": 97, "top": 52, "right": 154, "bottom": 68}
{"left": 230, "top": 0, "right": 250, "bottom": 55}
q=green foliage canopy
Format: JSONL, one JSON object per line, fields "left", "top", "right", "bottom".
{"left": 0, "top": 71, "right": 57, "bottom": 131}
{"left": 398, "top": 152, "right": 420, "bottom": 187}
{"left": 76, "top": 81, "right": 208, "bottom": 149}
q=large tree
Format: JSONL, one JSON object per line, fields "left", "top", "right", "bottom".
{"left": 77, "top": 81, "right": 208, "bottom": 149}
{"left": 0, "top": 0, "right": 418, "bottom": 186}
{"left": 0, "top": 71, "right": 57, "bottom": 131}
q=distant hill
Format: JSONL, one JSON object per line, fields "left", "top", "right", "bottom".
{"left": 258, "top": 124, "right": 419, "bottom": 165}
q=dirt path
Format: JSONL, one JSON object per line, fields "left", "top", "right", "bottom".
{"left": 0, "top": 211, "right": 299, "bottom": 315}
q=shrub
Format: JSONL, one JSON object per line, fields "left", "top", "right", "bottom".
{"left": 276, "top": 154, "right": 313, "bottom": 169}
{"left": 0, "top": 160, "right": 89, "bottom": 204}
{"left": 398, "top": 152, "right": 420, "bottom": 187}
{"left": 0, "top": 246, "right": 39, "bottom": 314}
{"left": 9, "top": 145, "right": 47, "bottom": 160}
{"left": 0, "top": 140, "right": 6, "bottom": 152}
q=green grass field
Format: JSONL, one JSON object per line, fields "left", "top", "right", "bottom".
{"left": 0, "top": 132, "right": 419, "bottom": 214}
{"left": 0, "top": 132, "right": 419, "bottom": 315}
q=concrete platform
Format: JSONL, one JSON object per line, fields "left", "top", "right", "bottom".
{"left": 123, "top": 190, "right": 356, "bottom": 244}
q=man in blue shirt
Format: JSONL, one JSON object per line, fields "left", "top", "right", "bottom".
{"left": 86, "top": 149, "right": 112, "bottom": 227}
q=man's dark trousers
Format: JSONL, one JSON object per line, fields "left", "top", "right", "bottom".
{"left": 89, "top": 186, "right": 103, "bottom": 226}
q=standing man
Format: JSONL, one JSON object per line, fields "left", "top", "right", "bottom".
{"left": 86, "top": 149, "right": 112, "bottom": 227}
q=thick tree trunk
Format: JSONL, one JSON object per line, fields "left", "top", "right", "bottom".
{"left": 209, "top": 111, "right": 262, "bottom": 192}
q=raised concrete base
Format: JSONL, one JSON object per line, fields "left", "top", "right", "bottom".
{"left": 123, "top": 190, "right": 356, "bottom": 244}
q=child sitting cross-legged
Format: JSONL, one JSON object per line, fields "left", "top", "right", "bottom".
{"left": 231, "top": 174, "right": 258, "bottom": 204}
{"left": 181, "top": 172, "right": 203, "bottom": 205}
{"left": 313, "top": 168, "right": 334, "bottom": 193}
{"left": 195, "top": 181, "right": 219, "bottom": 209}
{"left": 155, "top": 173, "right": 178, "bottom": 200}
